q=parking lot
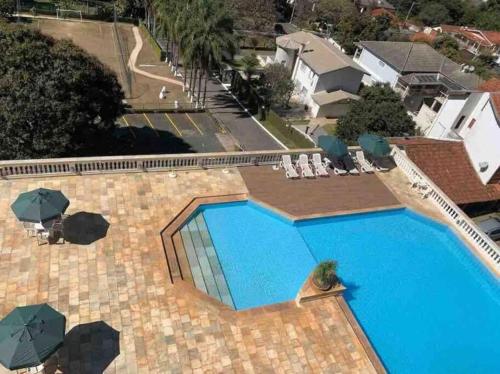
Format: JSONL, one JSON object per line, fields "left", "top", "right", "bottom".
{"left": 117, "top": 112, "right": 228, "bottom": 154}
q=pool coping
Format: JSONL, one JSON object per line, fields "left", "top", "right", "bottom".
{"left": 161, "top": 194, "right": 389, "bottom": 373}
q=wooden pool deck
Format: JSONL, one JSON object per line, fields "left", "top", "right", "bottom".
{"left": 239, "top": 166, "right": 402, "bottom": 219}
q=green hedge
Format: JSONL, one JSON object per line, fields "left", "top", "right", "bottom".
{"left": 262, "top": 110, "right": 315, "bottom": 149}
{"left": 140, "top": 23, "right": 166, "bottom": 61}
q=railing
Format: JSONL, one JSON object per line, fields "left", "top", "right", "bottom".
{"left": 0, "top": 149, "right": 321, "bottom": 179}
{"left": 392, "top": 146, "right": 500, "bottom": 272}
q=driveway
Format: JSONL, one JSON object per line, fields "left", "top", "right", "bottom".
{"left": 204, "top": 78, "right": 283, "bottom": 151}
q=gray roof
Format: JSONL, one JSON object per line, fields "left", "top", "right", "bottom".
{"left": 277, "top": 31, "right": 365, "bottom": 75}
{"left": 356, "top": 0, "right": 395, "bottom": 10}
{"left": 357, "top": 41, "right": 482, "bottom": 90}
{"left": 311, "top": 90, "right": 360, "bottom": 106}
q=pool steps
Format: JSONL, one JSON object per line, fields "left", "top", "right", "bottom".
{"left": 179, "top": 212, "right": 234, "bottom": 308}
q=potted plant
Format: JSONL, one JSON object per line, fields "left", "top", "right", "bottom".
{"left": 312, "top": 261, "right": 337, "bottom": 291}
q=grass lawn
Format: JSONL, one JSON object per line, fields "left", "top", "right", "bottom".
{"left": 322, "top": 123, "right": 337, "bottom": 135}
{"left": 262, "top": 111, "right": 315, "bottom": 149}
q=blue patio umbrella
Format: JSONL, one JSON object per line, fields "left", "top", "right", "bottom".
{"left": 11, "top": 188, "right": 69, "bottom": 223}
{"left": 0, "top": 304, "right": 66, "bottom": 370}
{"left": 357, "top": 133, "right": 391, "bottom": 157}
{"left": 318, "top": 135, "right": 348, "bottom": 158}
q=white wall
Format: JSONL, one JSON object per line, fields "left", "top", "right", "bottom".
{"left": 460, "top": 97, "right": 500, "bottom": 184}
{"left": 354, "top": 48, "right": 400, "bottom": 87}
{"left": 293, "top": 59, "right": 319, "bottom": 106}
{"left": 426, "top": 96, "right": 469, "bottom": 138}
{"left": 275, "top": 47, "right": 295, "bottom": 71}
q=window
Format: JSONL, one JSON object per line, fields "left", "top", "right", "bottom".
{"left": 378, "top": 60, "right": 386, "bottom": 68}
{"left": 467, "top": 119, "right": 476, "bottom": 129}
{"left": 453, "top": 115, "right": 466, "bottom": 130}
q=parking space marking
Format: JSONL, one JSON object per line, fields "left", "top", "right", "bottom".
{"left": 164, "top": 113, "right": 183, "bottom": 137}
{"left": 185, "top": 113, "right": 203, "bottom": 135}
{"left": 121, "top": 116, "right": 136, "bottom": 138}
{"left": 143, "top": 113, "right": 159, "bottom": 136}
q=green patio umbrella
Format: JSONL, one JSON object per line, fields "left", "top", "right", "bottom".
{"left": 11, "top": 188, "right": 69, "bottom": 223}
{"left": 318, "top": 135, "right": 348, "bottom": 158}
{"left": 0, "top": 304, "right": 66, "bottom": 370}
{"left": 357, "top": 133, "right": 391, "bottom": 157}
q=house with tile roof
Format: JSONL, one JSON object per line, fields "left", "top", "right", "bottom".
{"left": 438, "top": 25, "right": 500, "bottom": 65}
{"left": 353, "top": 41, "right": 482, "bottom": 113}
{"left": 275, "top": 31, "right": 365, "bottom": 118}
{"left": 421, "top": 78, "right": 500, "bottom": 186}
{"left": 392, "top": 137, "right": 500, "bottom": 210}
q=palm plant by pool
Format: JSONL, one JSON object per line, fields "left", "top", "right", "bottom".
{"left": 358, "top": 133, "right": 391, "bottom": 157}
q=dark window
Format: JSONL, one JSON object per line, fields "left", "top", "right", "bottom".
{"left": 468, "top": 119, "right": 476, "bottom": 129}
{"left": 454, "top": 115, "right": 466, "bottom": 130}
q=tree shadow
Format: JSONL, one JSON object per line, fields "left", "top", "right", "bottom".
{"left": 46, "top": 321, "right": 120, "bottom": 374}
{"left": 63, "top": 212, "right": 110, "bottom": 245}
{"left": 113, "top": 126, "right": 195, "bottom": 155}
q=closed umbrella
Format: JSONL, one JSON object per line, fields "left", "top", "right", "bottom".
{"left": 0, "top": 304, "right": 66, "bottom": 370}
{"left": 11, "top": 188, "right": 69, "bottom": 223}
{"left": 318, "top": 135, "right": 348, "bottom": 158}
{"left": 357, "top": 133, "right": 391, "bottom": 157}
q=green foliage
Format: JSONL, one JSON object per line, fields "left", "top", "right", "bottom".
{"left": 433, "top": 34, "right": 459, "bottom": 59}
{"left": 0, "top": 0, "right": 15, "bottom": 18}
{"left": 313, "top": 260, "right": 337, "bottom": 289}
{"left": 228, "top": 0, "right": 276, "bottom": 31}
{"left": 240, "top": 53, "right": 260, "bottom": 80}
{"left": 0, "top": 25, "right": 124, "bottom": 159}
{"left": 336, "top": 84, "right": 416, "bottom": 143}
{"left": 261, "top": 63, "right": 294, "bottom": 107}
{"left": 418, "top": 3, "right": 451, "bottom": 26}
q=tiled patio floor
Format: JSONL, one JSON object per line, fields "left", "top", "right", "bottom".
{"left": 0, "top": 169, "right": 376, "bottom": 373}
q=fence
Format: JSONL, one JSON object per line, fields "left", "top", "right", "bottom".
{"left": 112, "top": 11, "right": 133, "bottom": 97}
{"left": 0, "top": 149, "right": 321, "bottom": 179}
{"left": 392, "top": 146, "right": 500, "bottom": 271}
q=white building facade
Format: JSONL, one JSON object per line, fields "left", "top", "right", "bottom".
{"left": 424, "top": 92, "right": 500, "bottom": 185}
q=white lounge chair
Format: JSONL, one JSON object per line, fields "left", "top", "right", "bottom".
{"left": 311, "top": 153, "right": 329, "bottom": 177}
{"left": 355, "top": 151, "right": 374, "bottom": 173}
{"left": 296, "top": 154, "right": 315, "bottom": 178}
{"left": 372, "top": 158, "right": 390, "bottom": 172}
{"left": 280, "top": 155, "right": 299, "bottom": 179}
{"left": 324, "top": 157, "right": 347, "bottom": 175}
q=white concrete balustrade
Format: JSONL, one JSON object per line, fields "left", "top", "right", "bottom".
{"left": 392, "top": 146, "right": 500, "bottom": 272}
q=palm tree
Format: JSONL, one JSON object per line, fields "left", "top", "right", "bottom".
{"left": 188, "top": 0, "right": 238, "bottom": 107}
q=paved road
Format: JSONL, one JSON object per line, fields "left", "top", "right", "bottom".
{"left": 204, "top": 78, "right": 283, "bottom": 151}
{"left": 119, "top": 112, "right": 225, "bottom": 153}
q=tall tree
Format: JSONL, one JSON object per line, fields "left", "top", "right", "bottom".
{"left": 336, "top": 84, "right": 416, "bottom": 142}
{"left": 229, "top": 0, "right": 276, "bottom": 31}
{"left": 0, "top": 26, "right": 124, "bottom": 159}
{"left": 261, "top": 63, "right": 294, "bottom": 108}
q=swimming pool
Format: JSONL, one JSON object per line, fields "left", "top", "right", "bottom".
{"left": 187, "top": 201, "right": 500, "bottom": 373}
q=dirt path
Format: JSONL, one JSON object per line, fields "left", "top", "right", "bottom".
{"left": 128, "top": 26, "right": 183, "bottom": 87}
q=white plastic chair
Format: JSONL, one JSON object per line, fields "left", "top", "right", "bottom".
{"left": 311, "top": 154, "right": 329, "bottom": 177}
{"left": 280, "top": 155, "right": 299, "bottom": 179}
{"left": 296, "top": 154, "right": 315, "bottom": 178}
{"left": 355, "top": 151, "right": 375, "bottom": 173}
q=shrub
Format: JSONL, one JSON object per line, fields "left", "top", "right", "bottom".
{"left": 313, "top": 261, "right": 337, "bottom": 290}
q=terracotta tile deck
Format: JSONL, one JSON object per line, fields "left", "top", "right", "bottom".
{"left": 0, "top": 169, "right": 377, "bottom": 373}
{"left": 239, "top": 166, "right": 401, "bottom": 219}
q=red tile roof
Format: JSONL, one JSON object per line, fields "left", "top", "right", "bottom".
{"left": 441, "top": 25, "right": 500, "bottom": 47}
{"left": 391, "top": 138, "right": 500, "bottom": 205}
{"left": 410, "top": 30, "right": 438, "bottom": 44}
{"left": 480, "top": 79, "right": 500, "bottom": 118}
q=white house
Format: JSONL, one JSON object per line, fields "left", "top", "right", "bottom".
{"left": 275, "top": 31, "right": 365, "bottom": 118}
{"left": 353, "top": 41, "right": 481, "bottom": 113}
{"left": 423, "top": 79, "right": 500, "bottom": 185}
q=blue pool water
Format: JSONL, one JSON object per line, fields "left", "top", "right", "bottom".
{"left": 199, "top": 201, "right": 500, "bottom": 373}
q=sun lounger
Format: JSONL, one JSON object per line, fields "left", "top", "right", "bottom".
{"left": 280, "top": 155, "right": 299, "bottom": 179}
{"left": 311, "top": 153, "right": 329, "bottom": 177}
{"left": 342, "top": 154, "right": 360, "bottom": 175}
{"left": 324, "top": 157, "right": 348, "bottom": 175}
{"left": 296, "top": 154, "right": 315, "bottom": 178}
{"left": 372, "top": 157, "right": 390, "bottom": 172}
{"left": 355, "top": 151, "right": 374, "bottom": 173}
